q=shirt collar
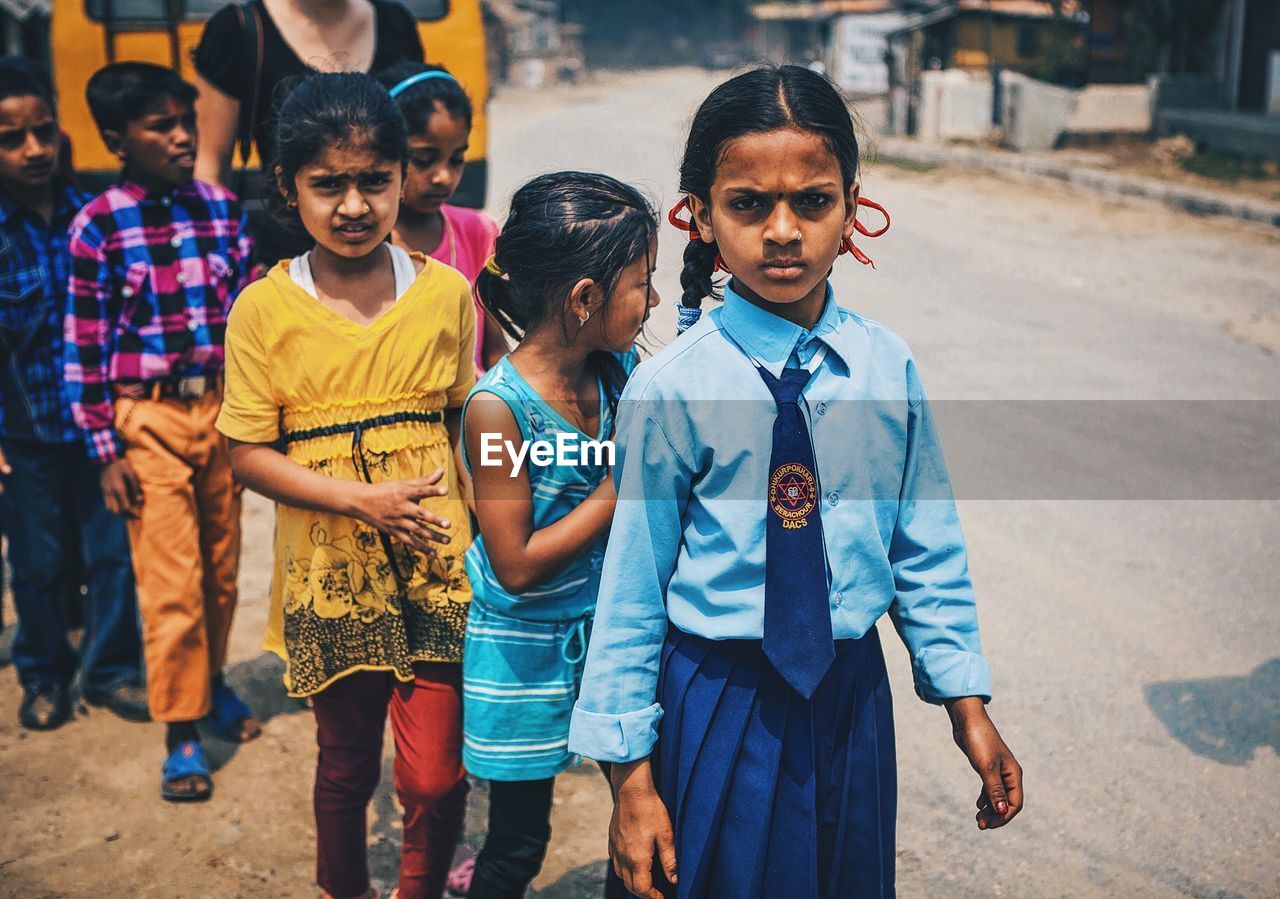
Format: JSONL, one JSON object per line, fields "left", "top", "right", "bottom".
{"left": 118, "top": 176, "right": 198, "bottom": 205}
{"left": 720, "top": 280, "right": 851, "bottom": 378}
{"left": 0, "top": 179, "right": 87, "bottom": 228}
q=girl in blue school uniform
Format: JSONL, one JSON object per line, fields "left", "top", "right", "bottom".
{"left": 568, "top": 65, "right": 1024, "bottom": 899}
{"left": 460, "top": 171, "right": 659, "bottom": 898}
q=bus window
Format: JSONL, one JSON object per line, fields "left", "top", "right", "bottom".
{"left": 84, "top": 0, "right": 227, "bottom": 25}
{"left": 399, "top": 0, "right": 448, "bottom": 21}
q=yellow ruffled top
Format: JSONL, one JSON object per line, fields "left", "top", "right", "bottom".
{"left": 216, "top": 254, "right": 475, "bottom": 696}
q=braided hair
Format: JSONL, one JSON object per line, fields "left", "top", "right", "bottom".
{"left": 678, "top": 65, "right": 861, "bottom": 313}
{"left": 474, "top": 172, "right": 657, "bottom": 409}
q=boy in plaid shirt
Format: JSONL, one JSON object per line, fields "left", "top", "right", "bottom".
{"left": 64, "top": 62, "right": 259, "bottom": 802}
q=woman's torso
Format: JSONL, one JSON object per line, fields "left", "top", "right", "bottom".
{"left": 195, "top": 0, "right": 424, "bottom": 264}
{"left": 252, "top": 0, "right": 422, "bottom": 165}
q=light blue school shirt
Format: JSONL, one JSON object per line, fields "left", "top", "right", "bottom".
{"left": 568, "top": 282, "right": 992, "bottom": 763}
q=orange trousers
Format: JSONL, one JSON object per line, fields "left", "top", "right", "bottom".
{"left": 115, "top": 390, "right": 241, "bottom": 722}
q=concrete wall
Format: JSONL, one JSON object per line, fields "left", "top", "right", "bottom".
{"left": 1068, "top": 84, "right": 1153, "bottom": 134}
{"left": 916, "top": 70, "right": 1152, "bottom": 149}
{"left": 1001, "top": 71, "right": 1078, "bottom": 151}
{"left": 917, "top": 69, "right": 994, "bottom": 143}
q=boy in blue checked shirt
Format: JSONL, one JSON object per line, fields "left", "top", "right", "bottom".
{"left": 64, "top": 62, "right": 259, "bottom": 802}
{"left": 0, "top": 56, "right": 145, "bottom": 732}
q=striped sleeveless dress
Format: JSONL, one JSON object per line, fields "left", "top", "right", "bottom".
{"left": 460, "top": 351, "right": 636, "bottom": 780}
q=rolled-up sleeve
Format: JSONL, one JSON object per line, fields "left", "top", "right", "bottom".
{"left": 887, "top": 366, "right": 992, "bottom": 704}
{"left": 569, "top": 392, "right": 692, "bottom": 762}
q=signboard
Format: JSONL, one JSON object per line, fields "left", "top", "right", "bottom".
{"left": 833, "top": 13, "right": 906, "bottom": 95}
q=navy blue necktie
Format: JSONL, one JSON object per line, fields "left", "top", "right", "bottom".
{"left": 757, "top": 364, "right": 835, "bottom": 698}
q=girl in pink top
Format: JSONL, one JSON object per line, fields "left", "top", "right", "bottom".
{"left": 382, "top": 63, "right": 507, "bottom": 374}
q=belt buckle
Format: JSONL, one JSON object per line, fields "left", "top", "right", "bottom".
{"left": 177, "top": 375, "right": 206, "bottom": 400}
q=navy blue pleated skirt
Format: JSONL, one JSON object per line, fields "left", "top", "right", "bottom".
{"left": 627, "top": 624, "right": 897, "bottom": 899}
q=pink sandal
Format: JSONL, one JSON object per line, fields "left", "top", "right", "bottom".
{"left": 446, "top": 857, "right": 476, "bottom": 895}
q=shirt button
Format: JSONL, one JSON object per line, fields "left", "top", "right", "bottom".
{"left": 828, "top": 492, "right": 839, "bottom": 506}
{"left": 160, "top": 196, "right": 171, "bottom": 207}
{"left": 176, "top": 272, "right": 188, "bottom": 284}
{"left": 169, "top": 235, "right": 182, "bottom": 248}
{"left": 121, "top": 286, "right": 133, "bottom": 298}
{"left": 816, "top": 402, "right": 827, "bottom": 415}
{"left": 187, "top": 320, "right": 199, "bottom": 332}
{"left": 834, "top": 591, "right": 844, "bottom": 606}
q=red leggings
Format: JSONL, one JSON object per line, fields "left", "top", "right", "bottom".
{"left": 312, "top": 663, "right": 468, "bottom": 899}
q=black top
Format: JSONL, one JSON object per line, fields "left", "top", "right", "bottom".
{"left": 194, "top": 0, "right": 424, "bottom": 169}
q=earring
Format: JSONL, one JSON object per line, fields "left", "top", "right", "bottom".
{"left": 287, "top": 199, "right": 297, "bottom": 209}
{"left": 578, "top": 310, "right": 591, "bottom": 328}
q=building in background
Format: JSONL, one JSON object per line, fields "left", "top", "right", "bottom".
{"left": 1145, "top": 0, "right": 1280, "bottom": 159}
{"left": 750, "top": 0, "right": 909, "bottom": 94}
{"left": 482, "top": 0, "right": 585, "bottom": 87}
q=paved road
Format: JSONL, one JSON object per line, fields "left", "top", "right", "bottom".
{"left": 2, "top": 68, "right": 1278, "bottom": 898}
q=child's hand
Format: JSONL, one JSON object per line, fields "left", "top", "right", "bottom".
{"left": 946, "top": 696, "right": 1024, "bottom": 831}
{"left": 100, "top": 458, "right": 144, "bottom": 518}
{"left": 609, "top": 757, "right": 677, "bottom": 899}
{"left": 0, "top": 445, "right": 10, "bottom": 494}
{"left": 351, "top": 469, "right": 452, "bottom": 555}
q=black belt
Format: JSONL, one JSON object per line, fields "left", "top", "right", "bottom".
{"left": 281, "top": 410, "right": 442, "bottom": 445}
{"left": 283, "top": 410, "right": 445, "bottom": 587}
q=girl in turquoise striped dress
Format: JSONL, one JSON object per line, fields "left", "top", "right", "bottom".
{"left": 460, "top": 172, "right": 659, "bottom": 898}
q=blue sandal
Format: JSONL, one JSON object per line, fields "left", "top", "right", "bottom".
{"left": 161, "top": 741, "right": 213, "bottom": 802}
{"left": 203, "top": 682, "right": 262, "bottom": 743}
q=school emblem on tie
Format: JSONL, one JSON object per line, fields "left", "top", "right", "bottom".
{"left": 769, "top": 462, "right": 816, "bottom": 529}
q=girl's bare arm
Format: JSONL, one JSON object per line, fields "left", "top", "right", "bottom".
{"left": 463, "top": 393, "right": 616, "bottom": 594}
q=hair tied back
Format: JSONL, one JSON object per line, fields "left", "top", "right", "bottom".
{"left": 668, "top": 197, "right": 730, "bottom": 273}
{"left": 483, "top": 254, "right": 509, "bottom": 281}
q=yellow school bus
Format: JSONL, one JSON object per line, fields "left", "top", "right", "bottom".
{"left": 49, "top": 0, "right": 490, "bottom": 206}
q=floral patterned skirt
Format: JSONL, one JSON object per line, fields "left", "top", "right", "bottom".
{"left": 264, "top": 436, "right": 472, "bottom": 697}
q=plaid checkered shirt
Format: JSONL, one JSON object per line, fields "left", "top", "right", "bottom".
{"left": 0, "top": 181, "right": 91, "bottom": 444}
{"left": 64, "top": 178, "right": 253, "bottom": 465}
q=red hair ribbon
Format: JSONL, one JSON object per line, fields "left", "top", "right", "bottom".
{"left": 668, "top": 195, "right": 892, "bottom": 272}
{"left": 840, "top": 197, "right": 891, "bottom": 268}
{"left": 668, "top": 197, "right": 730, "bottom": 273}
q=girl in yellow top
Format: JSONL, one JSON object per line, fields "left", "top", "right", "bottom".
{"left": 216, "top": 73, "right": 472, "bottom": 899}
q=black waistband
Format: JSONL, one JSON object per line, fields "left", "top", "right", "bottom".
{"left": 281, "top": 410, "right": 443, "bottom": 445}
